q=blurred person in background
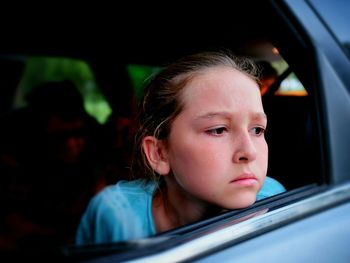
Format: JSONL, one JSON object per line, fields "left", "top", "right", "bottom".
{"left": 0, "top": 80, "right": 102, "bottom": 258}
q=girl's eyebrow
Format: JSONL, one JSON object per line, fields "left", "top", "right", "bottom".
{"left": 195, "top": 111, "right": 232, "bottom": 120}
{"left": 195, "top": 111, "right": 267, "bottom": 121}
{"left": 252, "top": 112, "right": 268, "bottom": 121}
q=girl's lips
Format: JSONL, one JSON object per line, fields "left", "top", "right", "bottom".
{"left": 230, "top": 174, "right": 258, "bottom": 186}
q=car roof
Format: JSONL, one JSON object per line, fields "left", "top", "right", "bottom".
{"left": 0, "top": 2, "right": 281, "bottom": 65}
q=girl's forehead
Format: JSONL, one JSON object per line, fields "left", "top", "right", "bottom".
{"left": 177, "top": 67, "right": 262, "bottom": 113}
{"left": 181, "top": 67, "right": 257, "bottom": 96}
{"left": 185, "top": 66, "right": 254, "bottom": 88}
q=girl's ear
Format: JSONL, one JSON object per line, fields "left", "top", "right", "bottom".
{"left": 142, "top": 136, "right": 170, "bottom": 175}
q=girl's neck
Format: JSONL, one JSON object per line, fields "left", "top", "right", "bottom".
{"left": 152, "top": 177, "right": 220, "bottom": 233}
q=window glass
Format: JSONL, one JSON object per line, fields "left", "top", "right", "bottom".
{"left": 277, "top": 73, "right": 307, "bottom": 96}
{"left": 272, "top": 59, "right": 307, "bottom": 96}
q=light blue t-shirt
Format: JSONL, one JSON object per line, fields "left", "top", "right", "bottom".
{"left": 75, "top": 177, "right": 285, "bottom": 245}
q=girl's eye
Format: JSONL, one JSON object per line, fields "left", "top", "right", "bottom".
{"left": 251, "top": 127, "right": 266, "bottom": 136}
{"left": 206, "top": 127, "right": 227, "bottom": 136}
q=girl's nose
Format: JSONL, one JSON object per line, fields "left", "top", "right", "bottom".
{"left": 232, "top": 132, "right": 257, "bottom": 163}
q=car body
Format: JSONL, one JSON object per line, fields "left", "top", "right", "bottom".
{"left": 0, "top": 0, "right": 350, "bottom": 262}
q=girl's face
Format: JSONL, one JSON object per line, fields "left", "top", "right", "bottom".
{"left": 165, "top": 66, "right": 268, "bottom": 209}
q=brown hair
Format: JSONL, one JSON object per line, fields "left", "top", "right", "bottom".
{"left": 132, "top": 50, "right": 259, "bottom": 181}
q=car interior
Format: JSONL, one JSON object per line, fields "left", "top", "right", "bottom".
{"left": 0, "top": 2, "right": 327, "bottom": 262}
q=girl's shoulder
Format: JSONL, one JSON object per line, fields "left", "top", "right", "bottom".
{"left": 90, "top": 179, "right": 157, "bottom": 209}
{"left": 257, "top": 177, "right": 286, "bottom": 200}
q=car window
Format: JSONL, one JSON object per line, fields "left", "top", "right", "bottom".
{"left": 0, "top": 50, "right": 321, "bottom": 261}
{"left": 271, "top": 60, "right": 307, "bottom": 96}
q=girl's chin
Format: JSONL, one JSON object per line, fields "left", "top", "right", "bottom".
{"left": 225, "top": 194, "right": 257, "bottom": 209}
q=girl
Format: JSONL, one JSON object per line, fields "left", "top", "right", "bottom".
{"left": 75, "top": 51, "right": 285, "bottom": 244}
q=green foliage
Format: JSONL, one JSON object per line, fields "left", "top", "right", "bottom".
{"left": 18, "top": 57, "right": 112, "bottom": 124}
{"left": 17, "top": 58, "right": 161, "bottom": 124}
{"left": 127, "top": 64, "right": 160, "bottom": 100}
